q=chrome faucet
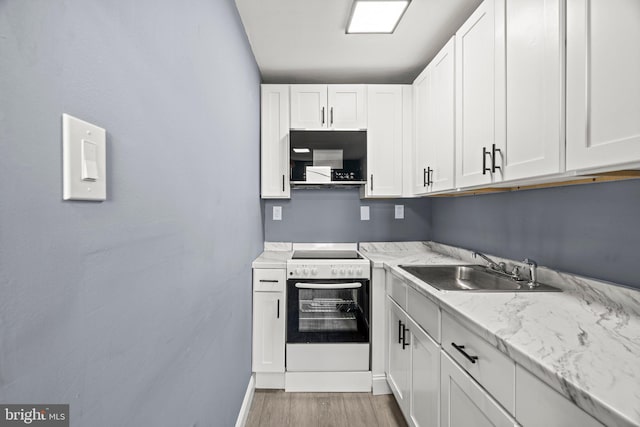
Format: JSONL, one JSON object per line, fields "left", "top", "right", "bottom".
{"left": 523, "top": 258, "right": 538, "bottom": 286}
{"left": 472, "top": 252, "right": 506, "bottom": 273}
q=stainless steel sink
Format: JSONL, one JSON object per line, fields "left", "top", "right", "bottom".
{"left": 398, "top": 265, "right": 561, "bottom": 292}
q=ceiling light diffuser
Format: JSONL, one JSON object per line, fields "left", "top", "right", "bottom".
{"left": 293, "top": 148, "right": 311, "bottom": 153}
{"left": 346, "top": 0, "right": 411, "bottom": 34}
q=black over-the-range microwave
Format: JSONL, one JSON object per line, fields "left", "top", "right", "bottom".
{"left": 289, "top": 130, "right": 367, "bottom": 184}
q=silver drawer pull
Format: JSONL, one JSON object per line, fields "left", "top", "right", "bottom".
{"left": 295, "top": 282, "right": 361, "bottom": 290}
{"left": 259, "top": 279, "right": 279, "bottom": 283}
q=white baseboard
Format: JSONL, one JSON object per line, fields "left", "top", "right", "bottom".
{"left": 372, "top": 374, "right": 392, "bottom": 395}
{"left": 255, "top": 372, "right": 285, "bottom": 389}
{"left": 235, "top": 374, "right": 256, "bottom": 427}
{"left": 285, "top": 371, "right": 372, "bottom": 392}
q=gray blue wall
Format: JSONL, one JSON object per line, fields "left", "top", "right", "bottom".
{"left": 431, "top": 180, "right": 640, "bottom": 289}
{"left": 0, "top": 1, "right": 261, "bottom": 426}
{"left": 264, "top": 189, "right": 432, "bottom": 242}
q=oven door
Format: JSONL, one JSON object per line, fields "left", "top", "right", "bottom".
{"left": 287, "top": 279, "right": 370, "bottom": 344}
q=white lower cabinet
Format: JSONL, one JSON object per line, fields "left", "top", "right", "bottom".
{"left": 441, "top": 352, "right": 518, "bottom": 427}
{"left": 387, "top": 295, "right": 440, "bottom": 427}
{"left": 408, "top": 316, "right": 440, "bottom": 427}
{"left": 252, "top": 269, "right": 285, "bottom": 375}
{"left": 388, "top": 298, "right": 411, "bottom": 416}
{"left": 515, "top": 365, "right": 603, "bottom": 427}
{"left": 385, "top": 275, "right": 605, "bottom": 427}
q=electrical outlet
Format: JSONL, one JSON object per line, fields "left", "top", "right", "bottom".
{"left": 395, "top": 205, "right": 404, "bottom": 219}
{"left": 360, "top": 206, "right": 370, "bottom": 221}
{"left": 273, "top": 206, "right": 282, "bottom": 221}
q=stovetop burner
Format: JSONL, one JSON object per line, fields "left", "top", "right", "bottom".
{"left": 291, "top": 250, "right": 363, "bottom": 260}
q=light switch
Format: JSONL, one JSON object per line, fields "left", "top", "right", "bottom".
{"left": 62, "top": 114, "right": 106, "bottom": 201}
{"left": 395, "top": 205, "right": 404, "bottom": 219}
{"left": 360, "top": 206, "right": 370, "bottom": 221}
{"left": 81, "top": 139, "right": 99, "bottom": 181}
{"left": 273, "top": 206, "right": 282, "bottom": 221}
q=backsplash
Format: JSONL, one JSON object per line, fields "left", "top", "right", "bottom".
{"left": 431, "top": 179, "right": 640, "bottom": 290}
{"left": 264, "top": 188, "right": 432, "bottom": 242}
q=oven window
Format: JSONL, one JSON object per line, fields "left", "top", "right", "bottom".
{"left": 298, "top": 288, "right": 360, "bottom": 333}
{"left": 287, "top": 279, "right": 370, "bottom": 343}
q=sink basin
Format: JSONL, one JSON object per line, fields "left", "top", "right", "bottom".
{"left": 398, "top": 265, "right": 561, "bottom": 292}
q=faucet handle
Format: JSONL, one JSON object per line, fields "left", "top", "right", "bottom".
{"left": 523, "top": 258, "right": 537, "bottom": 267}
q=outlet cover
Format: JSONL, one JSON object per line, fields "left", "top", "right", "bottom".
{"left": 395, "top": 205, "right": 404, "bottom": 219}
{"left": 273, "top": 206, "right": 282, "bottom": 221}
{"left": 360, "top": 206, "right": 370, "bottom": 221}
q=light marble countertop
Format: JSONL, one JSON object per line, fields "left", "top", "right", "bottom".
{"left": 359, "top": 241, "right": 640, "bottom": 427}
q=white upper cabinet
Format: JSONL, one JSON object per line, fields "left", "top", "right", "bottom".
{"left": 290, "top": 84, "right": 367, "bottom": 130}
{"left": 502, "top": 0, "right": 565, "bottom": 181}
{"left": 261, "top": 85, "right": 290, "bottom": 199}
{"left": 328, "top": 85, "right": 367, "bottom": 129}
{"left": 566, "top": 0, "right": 640, "bottom": 171}
{"left": 290, "top": 85, "right": 327, "bottom": 130}
{"left": 427, "top": 37, "right": 456, "bottom": 193}
{"left": 455, "top": 0, "right": 506, "bottom": 188}
{"left": 412, "top": 66, "right": 431, "bottom": 196}
{"left": 365, "top": 85, "right": 404, "bottom": 197}
{"left": 413, "top": 37, "right": 456, "bottom": 195}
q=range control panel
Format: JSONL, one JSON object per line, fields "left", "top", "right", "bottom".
{"left": 287, "top": 262, "right": 370, "bottom": 280}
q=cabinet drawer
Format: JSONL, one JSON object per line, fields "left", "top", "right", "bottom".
{"left": 441, "top": 310, "right": 515, "bottom": 414}
{"left": 253, "top": 269, "right": 285, "bottom": 292}
{"left": 406, "top": 286, "right": 440, "bottom": 343}
{"left": 388, "top": 273, "right": 407, "bottom": 309}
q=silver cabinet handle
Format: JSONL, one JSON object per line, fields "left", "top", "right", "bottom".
{"left": 330, "top": 107, "right": 334, "bottom": 126}
{"left": 295, "top": 282, "right": 362, "bottom": 289}
{"left": 321, "top": 107, "right": 325, "bottom": 125}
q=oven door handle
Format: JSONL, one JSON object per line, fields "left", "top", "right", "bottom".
{"left": 294, "top": 282, "right": 362, "bottom": 289}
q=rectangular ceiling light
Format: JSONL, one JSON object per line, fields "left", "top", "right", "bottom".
{"left": 347, "top": 0, "right": 411, "bottom": 34}
{"left": 293, "top": 148, "right": 311, "bottom": 153}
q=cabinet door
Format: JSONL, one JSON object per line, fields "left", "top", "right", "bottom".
{"left": 441, "top": 352, "right": 518, "bottom": 427}
{"left": 261, "top": 85, "right": 290, "bottom": 198}
{"left": 388, "top": 298, "right": 410, "bottom": 417}
{"left": 366, "top": 85, "right": 403, "bottom": 197}
{"left": 455, "top": 0, "right": 506, "bottom": 188}
{"left": 566, "top": 0, "right": 640, "bottom": 171}
{"left": 429, "top": 37, "right": 456, "bottom": 192}
{"left": 252, "top": 291, "right": 285, "bottom": 373}
{"left": 409, "top": 319, "right": 440, "bottom": 427}
{"left": 328, "top": 85, "right": 367, "bottom": 129}
{"left": 515, "top": 365, "right": 603, "bottom": 427}
{"left": 290, "top": 84, "right": 328, "bottom": 129}
{"left": 412, "top": 67, "right": 431, "bottom": 195}
{"left": 503, "top": 0, "right": 564, "bottom": 181}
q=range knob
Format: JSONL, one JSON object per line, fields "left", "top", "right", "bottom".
{"left": 295, "top": 268, "right": 301, "bottom": 275}
{"left": 331, "top": 268, "right": 338, "bottom": 275}
{"left": 311, "top": 268, "right": 318, "bottom": 276}
{"left": 303, "top": 268, "right": 309, "bottom": 275}
{"left": 348, "top": 268, "right": 354, "bottom": 275}
{"left": 356, "top": 268, "right": 363, "bottom": 276}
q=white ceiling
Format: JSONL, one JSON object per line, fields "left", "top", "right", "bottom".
{"left": 234, "top": 0, "right": 483, "bottom": 84}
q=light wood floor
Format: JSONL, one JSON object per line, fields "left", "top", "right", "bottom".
{"left": 246, "top": 390, "right": 408, "bottom": 427}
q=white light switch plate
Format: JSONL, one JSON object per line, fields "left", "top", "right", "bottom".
{"left": 62, "top": 114, "right": 106, "bottom": 201}
{"left": 273, "top": 206, "right": 282, "bottom": 221}
{"left": 395, "top": 205, "right": 404, "bottom": 219}
{"left": 360, "top": 206, "right": 370, "bottom": 221}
